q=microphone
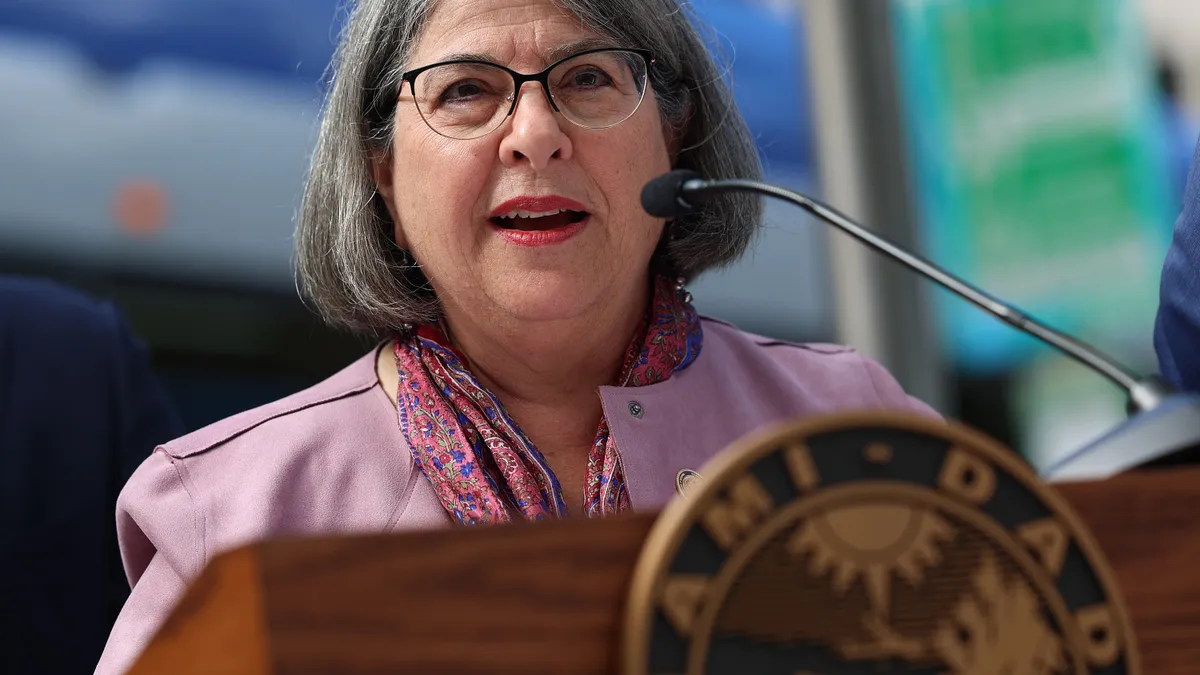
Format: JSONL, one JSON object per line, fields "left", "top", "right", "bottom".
{"left": 644, "top": 170, "right": 1200, "bottom": 479}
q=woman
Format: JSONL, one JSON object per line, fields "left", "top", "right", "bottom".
{"left": 96, "top": 0, "right": 935, "bottom": 671}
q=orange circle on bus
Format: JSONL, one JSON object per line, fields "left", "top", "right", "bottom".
{"left": 114, "top": 179, "right": 168, "bottom": 236}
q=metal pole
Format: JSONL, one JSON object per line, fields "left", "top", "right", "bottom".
{"left": 798, "top": 0, "right": 947, "bottom": 412}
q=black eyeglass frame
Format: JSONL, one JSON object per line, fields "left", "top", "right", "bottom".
{"left": 397, "top": 47, "right": 656, "bottom": 138}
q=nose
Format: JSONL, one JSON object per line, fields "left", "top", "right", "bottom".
{"left": 497, "top": 82, "right": 573, "bottom": 170}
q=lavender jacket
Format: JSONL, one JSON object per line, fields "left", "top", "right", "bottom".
{"left": 96, "top": 319, "right": 935, "bottom": 674}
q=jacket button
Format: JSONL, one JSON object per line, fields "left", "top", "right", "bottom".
{"left": 627, "top": 400, "right": 644, "bottom": 418}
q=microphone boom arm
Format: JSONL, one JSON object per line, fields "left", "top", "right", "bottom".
{"left": 683, "top": 177, "right": 1144, "bottom": 396}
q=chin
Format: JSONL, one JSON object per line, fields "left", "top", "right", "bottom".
{"left": 488, "top": 274, "right": 606, "bottom": 323}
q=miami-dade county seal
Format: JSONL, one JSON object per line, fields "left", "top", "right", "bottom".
{"left": 622, "top": 412, "right": 1139, "bottom": 675}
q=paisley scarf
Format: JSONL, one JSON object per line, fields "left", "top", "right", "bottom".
{"left": 393, "top": 276, "right": 702, "bottom": 525}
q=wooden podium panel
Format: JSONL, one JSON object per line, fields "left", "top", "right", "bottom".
{"left": 261, "top": 516, "right": 656, "bottom": 674}
{"left": 130, "top": 516, "right": 656, "bottom": 675}
{"left": 129, "top": 466, "right": 1200, "bottom": 675}
{"left": 1055, "top": 467, "right": 1200, "bottom": 674}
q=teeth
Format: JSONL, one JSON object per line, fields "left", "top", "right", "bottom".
{"left": 497, "top": 209, "right": 565, "bottom": 220}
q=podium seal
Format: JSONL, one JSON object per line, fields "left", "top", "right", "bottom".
{"left": 622, "top": 412, "right": 1140, "bottom": 675}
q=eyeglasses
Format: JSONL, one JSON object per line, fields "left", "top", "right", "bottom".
{"left": 399, "top": 48, "right": 654, "bottom": 140}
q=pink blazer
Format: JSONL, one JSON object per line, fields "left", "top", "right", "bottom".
{"left": 95, "top": 318, "right": 936, "bottom": 674}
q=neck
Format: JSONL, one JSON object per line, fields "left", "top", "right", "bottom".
{"left": 442, "top": 280, "right": 650, "bottom": 411}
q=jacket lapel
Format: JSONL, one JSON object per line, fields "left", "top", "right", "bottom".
{"left": 599, "top": 341, "right": 784, "bottom": 512}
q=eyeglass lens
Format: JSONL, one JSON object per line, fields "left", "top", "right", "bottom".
{"left": 409, "top": 50, "right": 649, "bottom": 140}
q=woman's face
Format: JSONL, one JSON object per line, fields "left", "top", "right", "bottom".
{"left": 374, "top": 0, "right": 673, "bottom": 325}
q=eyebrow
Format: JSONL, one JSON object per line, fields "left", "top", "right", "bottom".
{"left": 431, "top": 37, "right": 622, "bottom": 70}
{"left": 545, "top": 38, "right": 621, "bottom": 64}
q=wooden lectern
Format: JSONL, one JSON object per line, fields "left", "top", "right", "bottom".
{"left": 126, "top": 418, "right": 1200, "bottom": 675}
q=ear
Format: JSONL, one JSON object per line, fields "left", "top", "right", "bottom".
{"left": 662, "top": 104, "right": 693, "bottom": 163}
{"left": 662, "top": 123, "right": 681, "bottom": 163}
{"left": 370, "top": 151, "right": 408, "bottom": 248}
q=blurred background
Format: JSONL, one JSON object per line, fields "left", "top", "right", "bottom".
{"left": 1, "top": 0, "right": 1195, "bottom": 470}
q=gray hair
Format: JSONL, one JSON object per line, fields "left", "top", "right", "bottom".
{"left": 296, "top": 0, "right": 764, "bottom": 333}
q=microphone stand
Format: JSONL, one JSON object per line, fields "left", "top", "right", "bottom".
{"left": 672, "top": 175, "right": 1200, "bottom": 481}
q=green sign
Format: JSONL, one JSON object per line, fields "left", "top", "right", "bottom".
{"left": 892, "top": 0, "right": 1172, "bottom": 372}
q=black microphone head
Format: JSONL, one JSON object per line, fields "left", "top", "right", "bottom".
{"left": 641, "top": 170, "right": 701, "bottom": 219}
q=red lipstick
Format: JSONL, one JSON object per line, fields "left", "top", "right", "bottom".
{"left": 488, "top": 196, "right": 588, "bottom": 219}
{"left": 489, "top": 195, "right": 590, "bottom": 247}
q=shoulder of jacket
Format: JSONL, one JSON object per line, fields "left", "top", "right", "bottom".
{"left": 160, "top": 347, "right": 384, "bottom": 459}
{"left": 700, "top": 316, "right": 859, "bottom": 358}
{"left": 696, "top": 316, "right": 936, "bottom": 416}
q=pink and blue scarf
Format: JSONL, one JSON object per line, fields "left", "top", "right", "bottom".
{"left": 392, "top": 276, "right": 701, "bottom": 525}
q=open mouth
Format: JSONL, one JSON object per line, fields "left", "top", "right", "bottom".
{"left": 489, "top": 209, "right": 589, "bottom": 231}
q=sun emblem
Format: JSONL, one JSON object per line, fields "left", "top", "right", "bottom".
{"left": 788, "top": 503, "right": 955, "bottom": 617}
